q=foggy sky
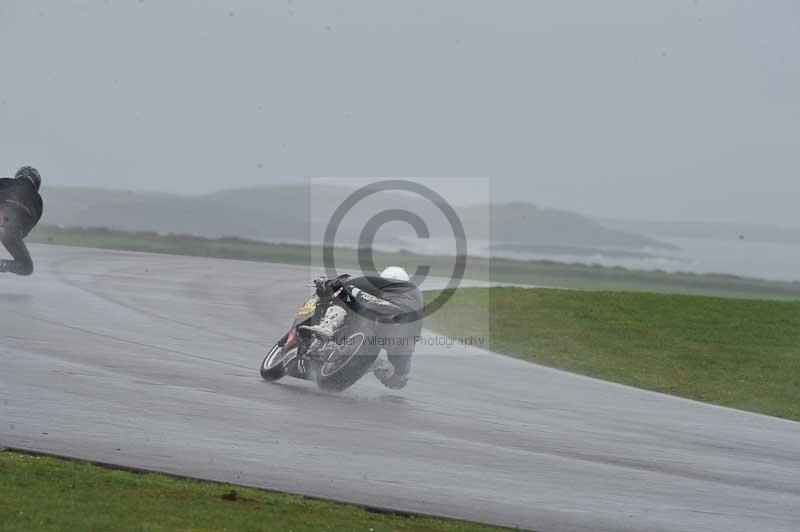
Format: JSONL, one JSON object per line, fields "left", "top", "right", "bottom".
{"left": 1, "top": 0, "right": 798, "bottom": 226}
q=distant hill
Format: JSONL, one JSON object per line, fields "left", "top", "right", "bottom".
{"left": 460, "top": 202, "right": 675, "bottom": 250}
{"left": 40, "top": 185, "right": 674, "bottom": 252}
{"left": 600, "top": 218, "right": 800, "bottom": 245}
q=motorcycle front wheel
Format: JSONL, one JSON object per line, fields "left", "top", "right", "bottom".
{"left": 260, "top": 337, "right": 295, "bottom": 382}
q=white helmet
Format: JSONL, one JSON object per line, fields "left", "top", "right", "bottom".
{"left": 380, "top": 266, "right": 410, "bottom": 282}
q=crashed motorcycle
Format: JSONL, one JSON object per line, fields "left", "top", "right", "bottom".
{"left": 260, "top": 277, "right": 385, "bottom": 392}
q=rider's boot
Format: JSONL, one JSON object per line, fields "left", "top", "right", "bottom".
{"left": 300, "top": 304, "right": 347, "bottom": 339}
{"left": 373, "top": 355, "right": 410, "bottom": 390}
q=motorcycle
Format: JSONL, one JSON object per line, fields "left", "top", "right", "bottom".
{"left": 260, "top": 277, "right": 383, "bottom": 392}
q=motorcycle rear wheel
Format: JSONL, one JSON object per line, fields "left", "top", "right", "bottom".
{"left": 316, "top": 331, "right": 380, "bottom": 392}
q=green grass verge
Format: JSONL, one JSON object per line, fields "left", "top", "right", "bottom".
{"left": 424, "top": 287, "right": 800, "bottom": 421}
{"left": 28, "top": 225, "right": 800, "bottom": 301}
{"left": 0, "top": 450, "right": 508, "bottom": 532}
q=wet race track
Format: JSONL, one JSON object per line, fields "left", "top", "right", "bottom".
{"left": 2, "top": 245, "right": 799, "bottom": 532}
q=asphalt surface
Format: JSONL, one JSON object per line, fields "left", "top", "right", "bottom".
{"left": 1, "top": 245, "right": 799, "bottom": 532}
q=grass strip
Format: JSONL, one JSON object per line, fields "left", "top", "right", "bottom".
{"left": 0, "top": 449, "right": 511, "bottom": 532}
{"left": 424, "top": 287, "right": 800, "bottom": 420}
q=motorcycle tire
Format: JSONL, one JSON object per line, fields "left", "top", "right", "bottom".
{"left": 260, "top": 337, "right": 294, "bottom": 382}
{"left": 316, "top": 331, "right": 380, "bottom": 392}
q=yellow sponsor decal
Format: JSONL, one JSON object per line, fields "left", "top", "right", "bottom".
{"left": 297, "top": 296, "right": 319, "bottom": 317}
{"left": 356, "top": 289, "right": 392, "bottom": 306}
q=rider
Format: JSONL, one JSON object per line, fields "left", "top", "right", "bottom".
{"left": 301, "top": 266, "right": 424, "bottom": 390}
{"left": 0, "top": 167, "right": 43, "bottom": 276}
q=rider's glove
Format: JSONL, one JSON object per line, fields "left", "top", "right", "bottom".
{"left": 314, "top": 278, "right": 338, "bottom": 299}
{"left": 314, "top": 275, "right": 350, "bottom": 299}
{"left": 313, "top": 277, "right": 332, "bottom": 298}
